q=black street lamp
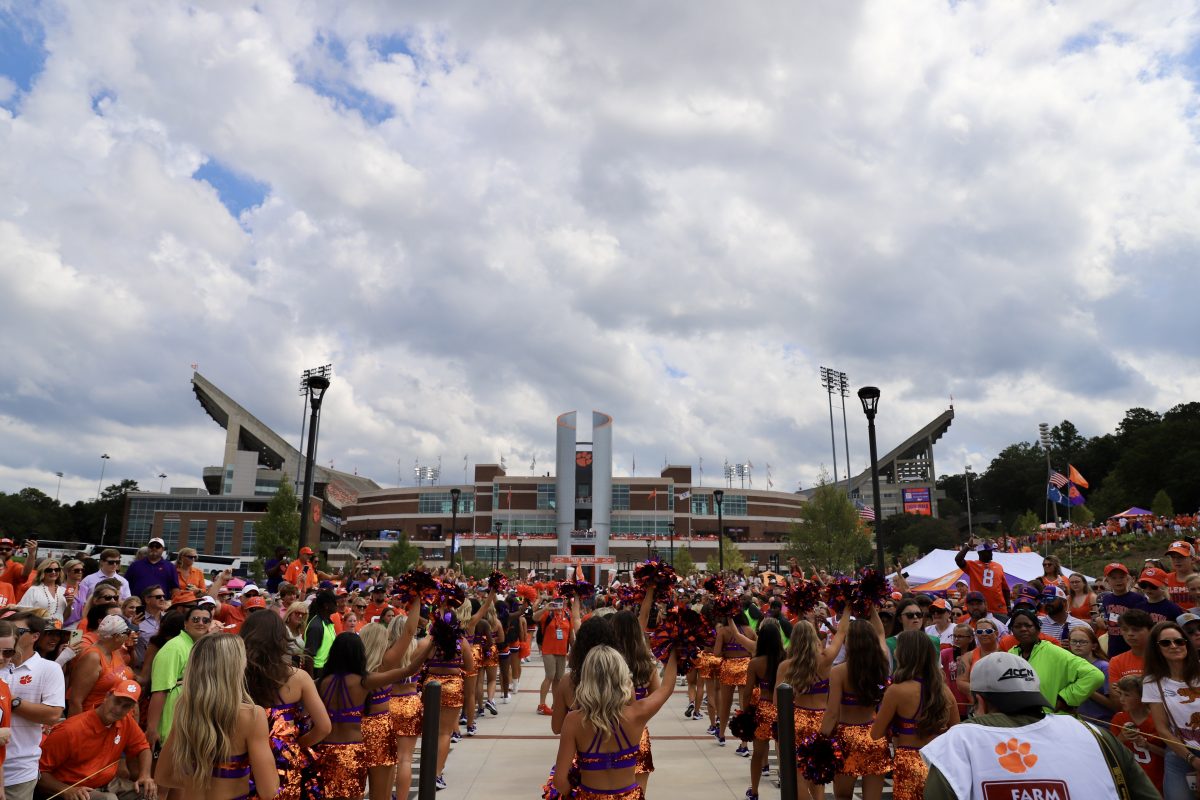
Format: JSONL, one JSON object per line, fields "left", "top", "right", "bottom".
{"left": 517, "top": 531, "right": 525, "bottom": 574}
{"left": 713, "top": 489, "right": 725, "bottom": 573}
{"left": 299, "top": 375, "right": 331, "bottom": 553}
{"left": 857, "top": 386, "right": 885, "bottom": 573}
{"left": 646, "top": 536, "right": 652, "bottom": 560}
{"left": 668, "top": 523, "right": 675, "bottom": 566}
{"left": 494, "top": 521, "right": 503, "bottom": 571}
{"left": 449, "top": 488, "right": 461, "bottom": 572}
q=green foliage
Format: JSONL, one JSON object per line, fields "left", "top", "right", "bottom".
{"left": 459, "top": 560, "right": 494, "bottom": 579}
{"left": 785, "top": 480, "right": 872, "bottom": 573}
{"left": 254, "top": 474, "right": 299, "bottom": 564}
{"left": 384, "top": 535, "right": 421, "bottom": 575}
{"left": 671, "top": 547, "right": 696, "bottom": 576}
{"left": 876, "top": 514, "right": 960, "bottom": 559}
{"left": 1151, "top": 489, "right": 1174, "bottom": 519}
{"left": 706, "top": 537, "right": 746, "bottom": 573}
{"left": 100, "top": 479, "right": 140, "bottom": 502}
{"left": 1011, "top": 510, "right": 1041, "bottom": 537}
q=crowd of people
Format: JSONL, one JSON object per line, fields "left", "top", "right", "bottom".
{"left": 3, "top": 528, "right": 1200, "bottom": 798}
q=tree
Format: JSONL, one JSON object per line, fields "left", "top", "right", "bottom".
{"left": 876, "top": 514, "right": 959, "bottom": 559}
{"left": 671, "top": 547, "right": 695, "bottom": 576}
{"left": 384, "top": 535, "right": 421, "bottom": 575}
{"left": 784, "top": 480, "right": 872, "bottom": 573}
{"left": 1011, "top": 510, "right": 1041, "bottom": 537}
{"left": 100, "top": 479, "right": 140, "bottom": 502}
{"left": 706, "top": 537, "right": 746, "bottom": 574}
{"left": 255, "top": 474, "right": 300, "bottom": 563}
{"left": 1151, "top": 489, "right": 1174, "bottom": 519}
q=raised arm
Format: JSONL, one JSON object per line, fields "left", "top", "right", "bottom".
{"left": 381, "top": 598, "right": 422, "bottom": 670}
{"left": 817, "top": 608, "right": 851, "bottom": 671}
{"left": 637, "top": 586, "right": 655, "bottom": 632}
{"left": 468, "top": 590, "right": 496, "bottom": 629}
{"left": 955, "top": 538, "right": 973, "bottom": 570}
{"left": 632, "top": 652, "right": 678, "bottom": 722}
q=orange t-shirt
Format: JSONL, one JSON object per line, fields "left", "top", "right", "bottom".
{"left": 0, "top": 582, "right": 15, "bottom": 609}
{"left": 1109, "top": 650, "right": 1145, "bottom": 684}
{"left": 1068, "top": 593, "right": 1094, "bottom": 621}
{"left": 177, "top": 565, "right": 207, "bottom": 593}
{"left": 962, "top": 561, "right": 1007, "bottom": 615}
{"left": 283, "top": 559, "right": 319, "bottom": 590}
{"left": 1165, "top": 573, "right": 1192, "bottom": 609}
{"left": 39, "top": 706, "right": 149, "bottom": 789}
{"left": 214, "top": 603, "right": 247, "bottom": 634}
{"left": 541, "top": 611, "right": 571, "bottom": 657}
{"left": 1110, "top": 711, "right": 1164, "bottom": 793}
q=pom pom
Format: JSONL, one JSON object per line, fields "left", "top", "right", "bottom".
{"left": 786, "top": 580, "right": 823, "bottom": 617}
{"left": 429, "top": 613, "right": 464, "bottom": 660}
{"left": 648, "top": 606, "right": 708, "bottom": 672}
{"left": 616, "top": 584, "right": 645, "bottom": 606}
{"left": 487, "top": 571, "right": 510, "bottom": 594}
{"left": 729, "top": 706, "right": 758, "bottom": 741}
{"left": 711, "top": 594, "right": 739, "bottom": 621}
{"left": 795, "top": 732, "right": 846, "bottom": 785}
{"left": 702, "top": 576, "right": 724, "bottom": 595}
{"left": 823, "top": 577, "right": 852, "bottom": 615}
{"left": 516, "top": 584, "right": 538, "bottom": 603}
{"left": 391, "top": 569, "right": 439, "bottom": 606}
{"left": 633, "top": 558, "right": 678, "bottom": 599}
{"left": 558, "top": 580, "right": 595, "bottom": 600}
{"left": 849, "top": 568, "right": 890, "bottom": 616}
{"left": 439, "top": 581, "right": 466, "bottom": 609}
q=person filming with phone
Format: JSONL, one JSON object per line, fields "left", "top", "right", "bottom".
{"left": 534, "top": 596, "right": 573, "bottom": 716}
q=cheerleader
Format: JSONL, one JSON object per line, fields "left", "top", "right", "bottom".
{"left": 819, "top": 613, "right": 891, "bottom": 800}
{"left": 478, "top": 605, "right": 502, "bottom": 714}
{"left": 461, "top": 588, "right": 497, "bottom": 736}
{"left": 743, "top": 618, "right": 783, "bottom": 800}
{"left": 383, "top": 601, "right": 424, "bottom": 800}
{"left": 696, "top": 605, "right": 721, "bottom": 730}
{"left": 870, "top": 630, "right": 959, "bottom": 800}
{"left": 420, "top": 605, "right": 475, "bottom": 790}
{"left": 553, "top": 646, "right": 678, "bottom": 800}
{"left": 316, "top": 632, "right": 421, "bottom": 800}
{"left": 361, "top": 621, "right": 400, "bottom": 800}
{"left": 713, "top": 605, "right": 757, "bottom": 749}
{"left": 777, "top": 609, "right": 849, "bottom": 800}
{"left": 611, "top": 607, "right": 658, "bottom": 793}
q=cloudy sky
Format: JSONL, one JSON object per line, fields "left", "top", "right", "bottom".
{"left": 3, "top": 1, "right": 1200, "bottom": 505}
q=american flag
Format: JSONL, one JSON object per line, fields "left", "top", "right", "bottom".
{"left": 1049, "top": 471, "right": 1068, "bottom": 488}
{"left": 855, "top": 499, "right": 876, "bottom": 521}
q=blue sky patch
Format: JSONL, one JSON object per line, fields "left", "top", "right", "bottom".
{"left": 0, "top": 6, "right": 48, "bottom": 112}
{"left": 298, "top": 30, "right": 395, "bottom": 124}
{"left": 193, "top": 158, "right": 270, "bottom": 218}
{"left": 369, "top": 33, "right": 415, "bottom": 60}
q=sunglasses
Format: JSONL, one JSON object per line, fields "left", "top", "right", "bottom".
{"left": 146, "top": 594, "right": 165, "bottom": 600}
{"left": 902, "top": 611, "right": 923, "bottom": 619}
{"left": 1158, "top": 638, "right": 1188, "bottom": 648}
{"left": 42, "top": 568, "right": 60, "bottom": 574}
{"left": 975, "top": 628, "right": 997, "bottom": 636}
{"left": 96, "top": 595, "right": 118, "bottom": 602}
{"left": 0, "top": 548, "right": 12, "bottom": 553}
{"left": 103, "top": 559, "right": 120, "bottom": 565}
{"left": 14, "top": 628, "right": 29, "bottom": 637}
{"left": 188, "top": 616, "right": 212, "bottom": 625}
{"left": 1138, "top": 583, "right": 1159, "bottom": 591}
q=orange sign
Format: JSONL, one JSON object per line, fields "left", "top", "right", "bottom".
{"left": 551, "top": 555, "right": 615, "bottom": 566}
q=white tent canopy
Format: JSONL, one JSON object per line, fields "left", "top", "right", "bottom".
{"left": 895, "top": 549, "right": 1092, "bottom": 586}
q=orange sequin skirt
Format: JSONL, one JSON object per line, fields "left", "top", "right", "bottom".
{"left": 361, "top": 709, "right": 397, "bottom": 768}
{"left": 719, "top": 657, "right": 750, "bottom": 687}
{"left": 315, "top": 741, "right": 367, "bottom": 798}
{"left": 696, "top": 651, "right": 721, "bottom": 679}
{"left": 429, "top": 672, "right": 464, "bottom": 708}
{"left": 755, "top": 700, "right": 777, "bottom": 741}
{"left": 466, "top": 643, "right": 483, "bottom": 677}
{"left": 835, "top": 722, "right": 892, "bottom": 776}
{"left": 577, "top": 785, "right": 645, "bottom": 800}
{"left": 891, "top": 746, "right": 928, "bottom": 800}
{"left": 390, "top": 692, "right": 422, "bottom": 737}
{"left": 480, "top": 644, "right": 500, "bottom": 668}
{"left": 635, "top": 727, "right": 653, "bottom": 774}
{"left": 793, "top": 707, "right": 824, "bottom": 741}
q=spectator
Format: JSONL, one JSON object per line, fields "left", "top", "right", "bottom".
{"left": 1, "top": 613, "right": 66, "bottom": 800}
{"left": 1066, "top": 572, "right": 1095, "bottom": 621}
{"left": 134, "top": 585, "right": 169, "bottom": 668}
{"left": 1137, "top": 567, "right": 1184, "bottom": 624}
{"left": 1164, "top": 540, "right": 1196, "bottom": 608}
{"left": 68, "top": 614, "right": 134, "bottom": 717}
{"left": 147, "top": 601, "right": 212, "bottom": 751}
{"left": 959, "top": 591, "right": 1009, "bottom": 637}
{"left": 37, "top": 681, "right": 155, "bottom": 800}
{"left": 264, "top": 546, "right": 290, "bottom": 593}
{"left": 174, "top": 548, "right": 206, "bottom": 594}
{"left": 284, "top": 547, "right": 321, "bottom": 592}
{"left": 943, "top": 623, "right": 974, "bottom": 718}
{"left": 0, "top": 621, "right": 15, "bottom": 789}
{"left": 1179, "top": 611, "right": 1200, "bottom": 652}
{"left": 0, "top": 538, "right": 37, "bottom": 593}
{"left": 1100, "top": 562, "right": 1148, "bottom": 658}
{"left": 1006, "top": 608, "right": 1103, "bottom": 712}
{"left": 1143, "top": 619, "right": 1200, "bottom": 797}
{"left": 61, "top": 559, "right": 86, "bottom": 627}
{"left": 276, "top": 581, "right": 298, "bottom": 615}
{"left": 78, "top": 548, "right": 131, "bottom": 607}
{"left": 1038, "top": 586, "right": 1091, "bottom": 642}
{"left": 924, "top": 598, "right": 955, "bottom": 647}
{"left": 1110, "top": 609, "right": 1154, "bottom": 684}
{"left": 923, "top": 652, "right": 1157, "bottom": 800}
{"left": 1067, "top": 625, "right": 1116, "bottom": 724}
{"left": 17, "top": 558, "right": 68, "bottom": 622}
{"left": 1110, "top": 674, "right": 1164, "bottom": 795}
{"left": 304, "top": 591, "right": 338, "bottom": 676}
{"left": 124, "top": 538, "right": 180, "bottom": 599}
{"left": 955, "top": 538, "right": 1010, "bottom": 620}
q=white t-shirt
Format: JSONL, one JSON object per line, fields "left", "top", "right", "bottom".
{"left": 2, "top": 652, "right": 66, "bottom": 785}
{"left": 16, "top": 583, "right": 67, "bottom": 622}
{"left": 925, "top": 622, "right": 956, "bottom": 647}
{"left": 1142, "top": 676, "right": 1200, "bottom": 747}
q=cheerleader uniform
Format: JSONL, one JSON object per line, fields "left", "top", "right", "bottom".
{"left": 390, "top": 675, "right": 423, "bottom": 738}
{"left": 834, "top": 690, "right": 891, "bottom": 777}
{"left": 575, "top": 724, "right": 645, "bottom": 800}
{"left": 633, "top": 685, "right": 654, "bottom": 775}
{"left": 751, "top": 677, "right": 777, "bottom": 741}
{"left": 427, "top": 651, "right": 466, "bottom": 708}
{"left": 316, "top": 674, "right": 368, "bottom": 798}
{"left": 888, "top": 687, "right": 928, "bottom": 800}
{"left": 212, "top": 752, "right": 253, "bottom": 800}
{"left": 362, "top": 683, "right": 398, "bottom": 768}
{"left": 720, "top": 640, "right": 751, "bottom": 686}
{"left": 793, "top": 678, "right": 828, "bottom": 742}
{"left": 252, "top": 693, "right": 322, "bottom": 800}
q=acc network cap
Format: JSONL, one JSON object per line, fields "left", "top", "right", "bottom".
{"left": 970, "top": 652, "right": 1047, "bottom": 713}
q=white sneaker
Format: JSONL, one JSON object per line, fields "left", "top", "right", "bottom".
{"left": 501, "top": 693, "right": 509, "bottom": 704}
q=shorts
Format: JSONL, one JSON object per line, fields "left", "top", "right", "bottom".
{"left": 635, "top": 727, "right": 654, "bottom": 774}
{"left": 361, "top": 709, "right": 397, "bottom": 768}
{"left": 696, "top": 651, "right": 721, "bottom": 680}
{"left": 481, "top": 644, "right": 500, "bottom": 668}
{"left": 544, "top": 653, "right": 567, "bottom": 684}
{"left": 754, "top": 700, "right": 777, "bottom": 741}
{"left": 719, "top": 657, "right": 750, "bottom": 687}
{"left": 315, "top": 741, "right": 367, "bottom": 798}
{"left": 390, "top": 692, "right": 422, "bottom": 737}
{"left": 467, "top": 642, "right": 484, "bottom": 677}
{"left": 891, "top": 746, "right": 928, "bottom": 800}
{"left": 835, "top": 722, "right": 891, "bottom": 776}
{"left": 793, "top": 707, "right": 824, "bottom": 742}
{"left": 429, "top": 672, "right": 464, "bottom": 708}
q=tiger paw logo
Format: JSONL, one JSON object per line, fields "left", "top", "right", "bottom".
{"left": 995, "top": 738, "right": 1037, "bottom": 773}
{"left": 18, "top": 675, "right": 31, "bottom": 685}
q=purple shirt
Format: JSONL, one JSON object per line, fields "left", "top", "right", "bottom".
{"left": 125, "top": 557, "right": 179, "bottom": 599}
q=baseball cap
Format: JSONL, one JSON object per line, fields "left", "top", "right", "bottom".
{"left": 1041, "top": 585, "right": 1067, "bottom": 601}
{"left": 1139, "top": 568, "right": 1168, "bottom": 588}
{"left": 171, "top": 589, "right": 198, "bottom": 604}
{"left": 238, "top": 583, "right": 261, "bottom": 597}
{"left": 1014, "top": 586, "right": 1040, "bottom": 607}
{"left": 0, "top": 538, "right": 13, "bottom": 546}
{"left": 970, "top": 652, "right": 1047, "bottom": 713}
{"left": 976, "top": 542, "right": 993, "bottom": 552}
{"left": 1104, "top": 562, "right": 1131, "bottom": 576}
{"left": 1177, "top": 612, "right": 1200, "bottom": 628}
{"left": 930, "top": 598, "right": 948, "bottom": 611}
{"left": 965, "top": 591, "right": 986, "bottom": 603}
{"left": 300, "top": 546, "right": 315, "bottom": 555}
{"left": 197, "top": 596, "right": 217, "bottom": 608}
{"left": 1167, "top": 541, "right": 1195, "bottom": 558}
{"left": 889, "top": 591, "right": 903, "bottom": 601}
{"left": 242, "top": 596, "right": 267, "bottom": 610}
{"left": 111, "top": 680, "right": 142, "bottom": 701}
{"left": 148, "top": 537, "right": 165, "bottom": 547}
{"left": 371, "top": 584, "right": 386, "bottom": 592}
{"left": 334, "top": 587, "right": 349, "bottom": 596}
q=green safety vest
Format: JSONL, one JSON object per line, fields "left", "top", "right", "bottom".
{"left": 314, "top": 619, "right": 336, "bottom": 669}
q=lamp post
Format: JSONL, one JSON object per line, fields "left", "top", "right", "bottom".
{"left": 96, "top": 454, "right": 110, "bottom": 501}
{"left": 158, "top": 472, "right": 167, "bottom": 493}
{"left": 646, "top": 536, "right": 652, "bottom": 560}
{"left": 54, "top": 471, "right": 63, "bottom": 502}
{"left": 517, "top": 531, "right": 525, "bottom": 574}
{"left": 857, "top": 386, "right": 886, "bottom": 574}
{"left": 494, "top": 522, "right": 503, "bottom": 571}
{"left": 713, "top": 489, "right": 725, "bottom": 573}
{"left": 964, "top": 465, "right": 974, "bottom": 539}
{"left": 449, "top": 488, "right": 461, "bottom": 572}
{"left": 298, "top": 375, "right": 331, "bottom": 553}
{"left": 668, "top": 523, "right": 675, "bottom": 566}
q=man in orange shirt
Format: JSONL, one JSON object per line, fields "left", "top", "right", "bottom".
{"left": 1108, "top": 608, "right": 1153, "bottom": 684}
{"left": 37, "top": 681, "right": 154, "bottom": 799}
{"left": 955, "top": 538, "right": 1010, "bottom": 619}
{"left": 1164, "top": 540, "right": 1196, "bottom": 608}
{"left": 534, "top": 600, "right": 572, "bottom": 715}
{"left": 361, "top": 585, "right": 390, "bottom": 625}
{"left": 283, "top": 547, "right": 327, "bottom": 591}
{"left": 0, "top": 538, "right": 36, "bottom": 594}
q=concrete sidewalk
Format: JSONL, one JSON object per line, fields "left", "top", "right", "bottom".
{"left": 435, "top": 653, "right": 782, "bottom": 799}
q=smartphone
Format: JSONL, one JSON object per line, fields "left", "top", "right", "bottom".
{"left": 69, "top": 630, "right": 83, "bottom": 647}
